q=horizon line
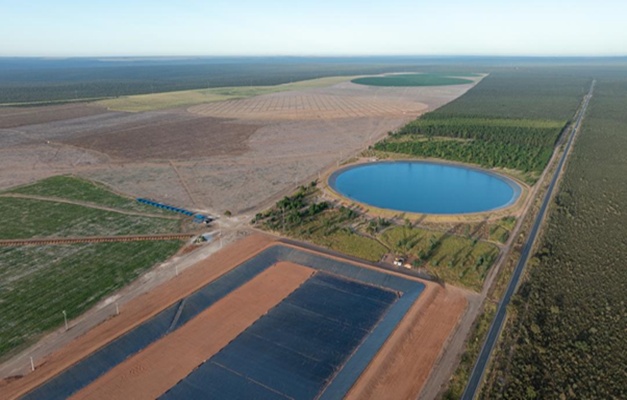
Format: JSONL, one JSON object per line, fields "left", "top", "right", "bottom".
{"left": 1, "top": 54, "right": 627, "bottom": 60}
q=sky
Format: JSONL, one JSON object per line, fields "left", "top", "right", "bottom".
{"left": 1, "top": 0, "right": 625, "bottom": 57}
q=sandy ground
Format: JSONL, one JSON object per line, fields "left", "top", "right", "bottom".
{"left": 71, "top": 262, "right": 313, "bottom": 400}
{"left": 0, "top": 78, "right": 479, "bottom": 216}
{"left": 347, "top": 284, "right": 468, "bottom": 400}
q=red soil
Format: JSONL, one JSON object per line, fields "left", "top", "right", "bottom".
{"left": 71, "top": 262, "right": 313, "bottom": 400}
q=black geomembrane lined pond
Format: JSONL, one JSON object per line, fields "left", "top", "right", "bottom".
{"left": 161, "top": 273, "right": 398, "bottom": 399}
{"left": 22, "top": 245, "right": 424, "bottom": 400}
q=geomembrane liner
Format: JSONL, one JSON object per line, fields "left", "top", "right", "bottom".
{"left": 23, "top": 245, "right": 424, "bottom": 400}
{"left": 160, "top": 274, "right": 398, "bottom": 399}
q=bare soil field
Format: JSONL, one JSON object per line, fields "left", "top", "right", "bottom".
{"left": 0, "top": 77, "right": 479, "bottom": 217}
{"left": 189, "top": 91, "right": 428, "bottom": 120}
{"left": 347, "top": 284, "right": 468, "bottom": 399}
{"left": 70, "top": 262, "right": 313, "bottom": 400}
{"left": 0, "top": 104, "right": 109, "bottom": 129}
{"left": 63, "top": 116, "right": 260, "bottom": 161}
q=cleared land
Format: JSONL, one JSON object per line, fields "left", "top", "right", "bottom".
{"left": 0, "top": 104, "right": 108, "bottom": 129}
{"left": 97, "top": 76, "right": 361, "bottom": 112}
{"left": 189, "top": 89, "right": 428, "bottom": 120}
{"left": 63, "top": 116, "right": 260, "bottom": 161}
{"left": 347, "top": 284, "right": 467, "bottom": 399}
{"left": 0, "top": 76, "right": 478, "bottom": 214}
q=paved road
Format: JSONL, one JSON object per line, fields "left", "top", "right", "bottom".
{"left": 461, "top": 80, "right": 595, "bottom": 400}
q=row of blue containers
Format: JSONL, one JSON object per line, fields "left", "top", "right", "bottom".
{"left": 137, "top": 198, "right": 212, "bottom": 223}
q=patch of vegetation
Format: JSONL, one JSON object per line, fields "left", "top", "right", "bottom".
{"left": 0, "top": 241, "right": 182, "bottom": 359}
{"left": 482, "top": 74, "right": 627, "bottom": 399}
{"left": 489, "top": 216, "right": 516, "bottom": 243}
{"left": 375, "top": 116, "right": 565, "bottom": 178}
{"left": 254, "top": 184, "right": 498, "bottom": 289}
{"left": 314, "top": 229, "right": 388, "bottom": 262}
{"left": 252, "top": 183, "right": 387, "bottom": 261}
{"left": 444, "top": 302, "right": 497, "bottom": 399}
{"left": 7, "top": 175, "right": 169, "bottom": 215}
{"left": 373, "top": 70, "right": 590, "bottom": 182}
{"left": 0, "top": 197, "right": 180, "bottom": 239}
{"left": 380, "top": 226, "right": 498, "bottom": 291}
{"left": 438, "top": 69, "right": 590, "bottom": 120}
{"left": 352, "top": 73, "right": 473, "bottom": 87}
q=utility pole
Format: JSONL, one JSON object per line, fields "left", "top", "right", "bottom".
{"left": 62, "top": 310, "right": 68, "bottom": 331}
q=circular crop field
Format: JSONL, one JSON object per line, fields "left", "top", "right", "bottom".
{"left": 352, "top": 73, "right": 474, "bottom": 87}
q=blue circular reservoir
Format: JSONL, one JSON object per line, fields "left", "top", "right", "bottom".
{"left": 329, "top": 161, "right": 521, "bottom": 214}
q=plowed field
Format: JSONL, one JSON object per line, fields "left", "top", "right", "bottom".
{"left": 190, "top": 91, "right": 428, "bottom": 120}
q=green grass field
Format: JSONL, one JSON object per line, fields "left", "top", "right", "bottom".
{"left": 9, "top": 175, "right": 168, "bottom": 215}
{"left": 0, "top": 197, "right": 180, "bottom": 239}
{"left": 352, "top": 73, "right": 474, "bottom": 87}
{"left": 2, "top": 176, "right": 184, "bottom": 239}
{"left": 0, "top": 175, "right": 186, "bottom": 359}
{"left": 0, "top": 241, "right": 182, "bottom": 359}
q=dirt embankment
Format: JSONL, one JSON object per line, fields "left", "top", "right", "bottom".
{"left": 347, "top": 284, "right": 468, "bottom": 400}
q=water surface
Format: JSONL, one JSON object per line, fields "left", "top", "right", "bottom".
{"left": 329, "top": 161, "right": 520, "bottom": 214}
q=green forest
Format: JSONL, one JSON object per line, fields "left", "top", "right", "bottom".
{"left": 374, "top": 70, "right": 590, "bottom": 181}
{"left": 0, "top": 58, "right": 421, "bottom": 104}
{"left": 481, "top": 71, "right": 627, "bottom": 399}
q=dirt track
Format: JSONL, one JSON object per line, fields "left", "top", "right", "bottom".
{"left": 0, "top": 104, "right": 108, "bottom": 129}
{"left": 71, "top": 262, "right": 313, "bottom": 400}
